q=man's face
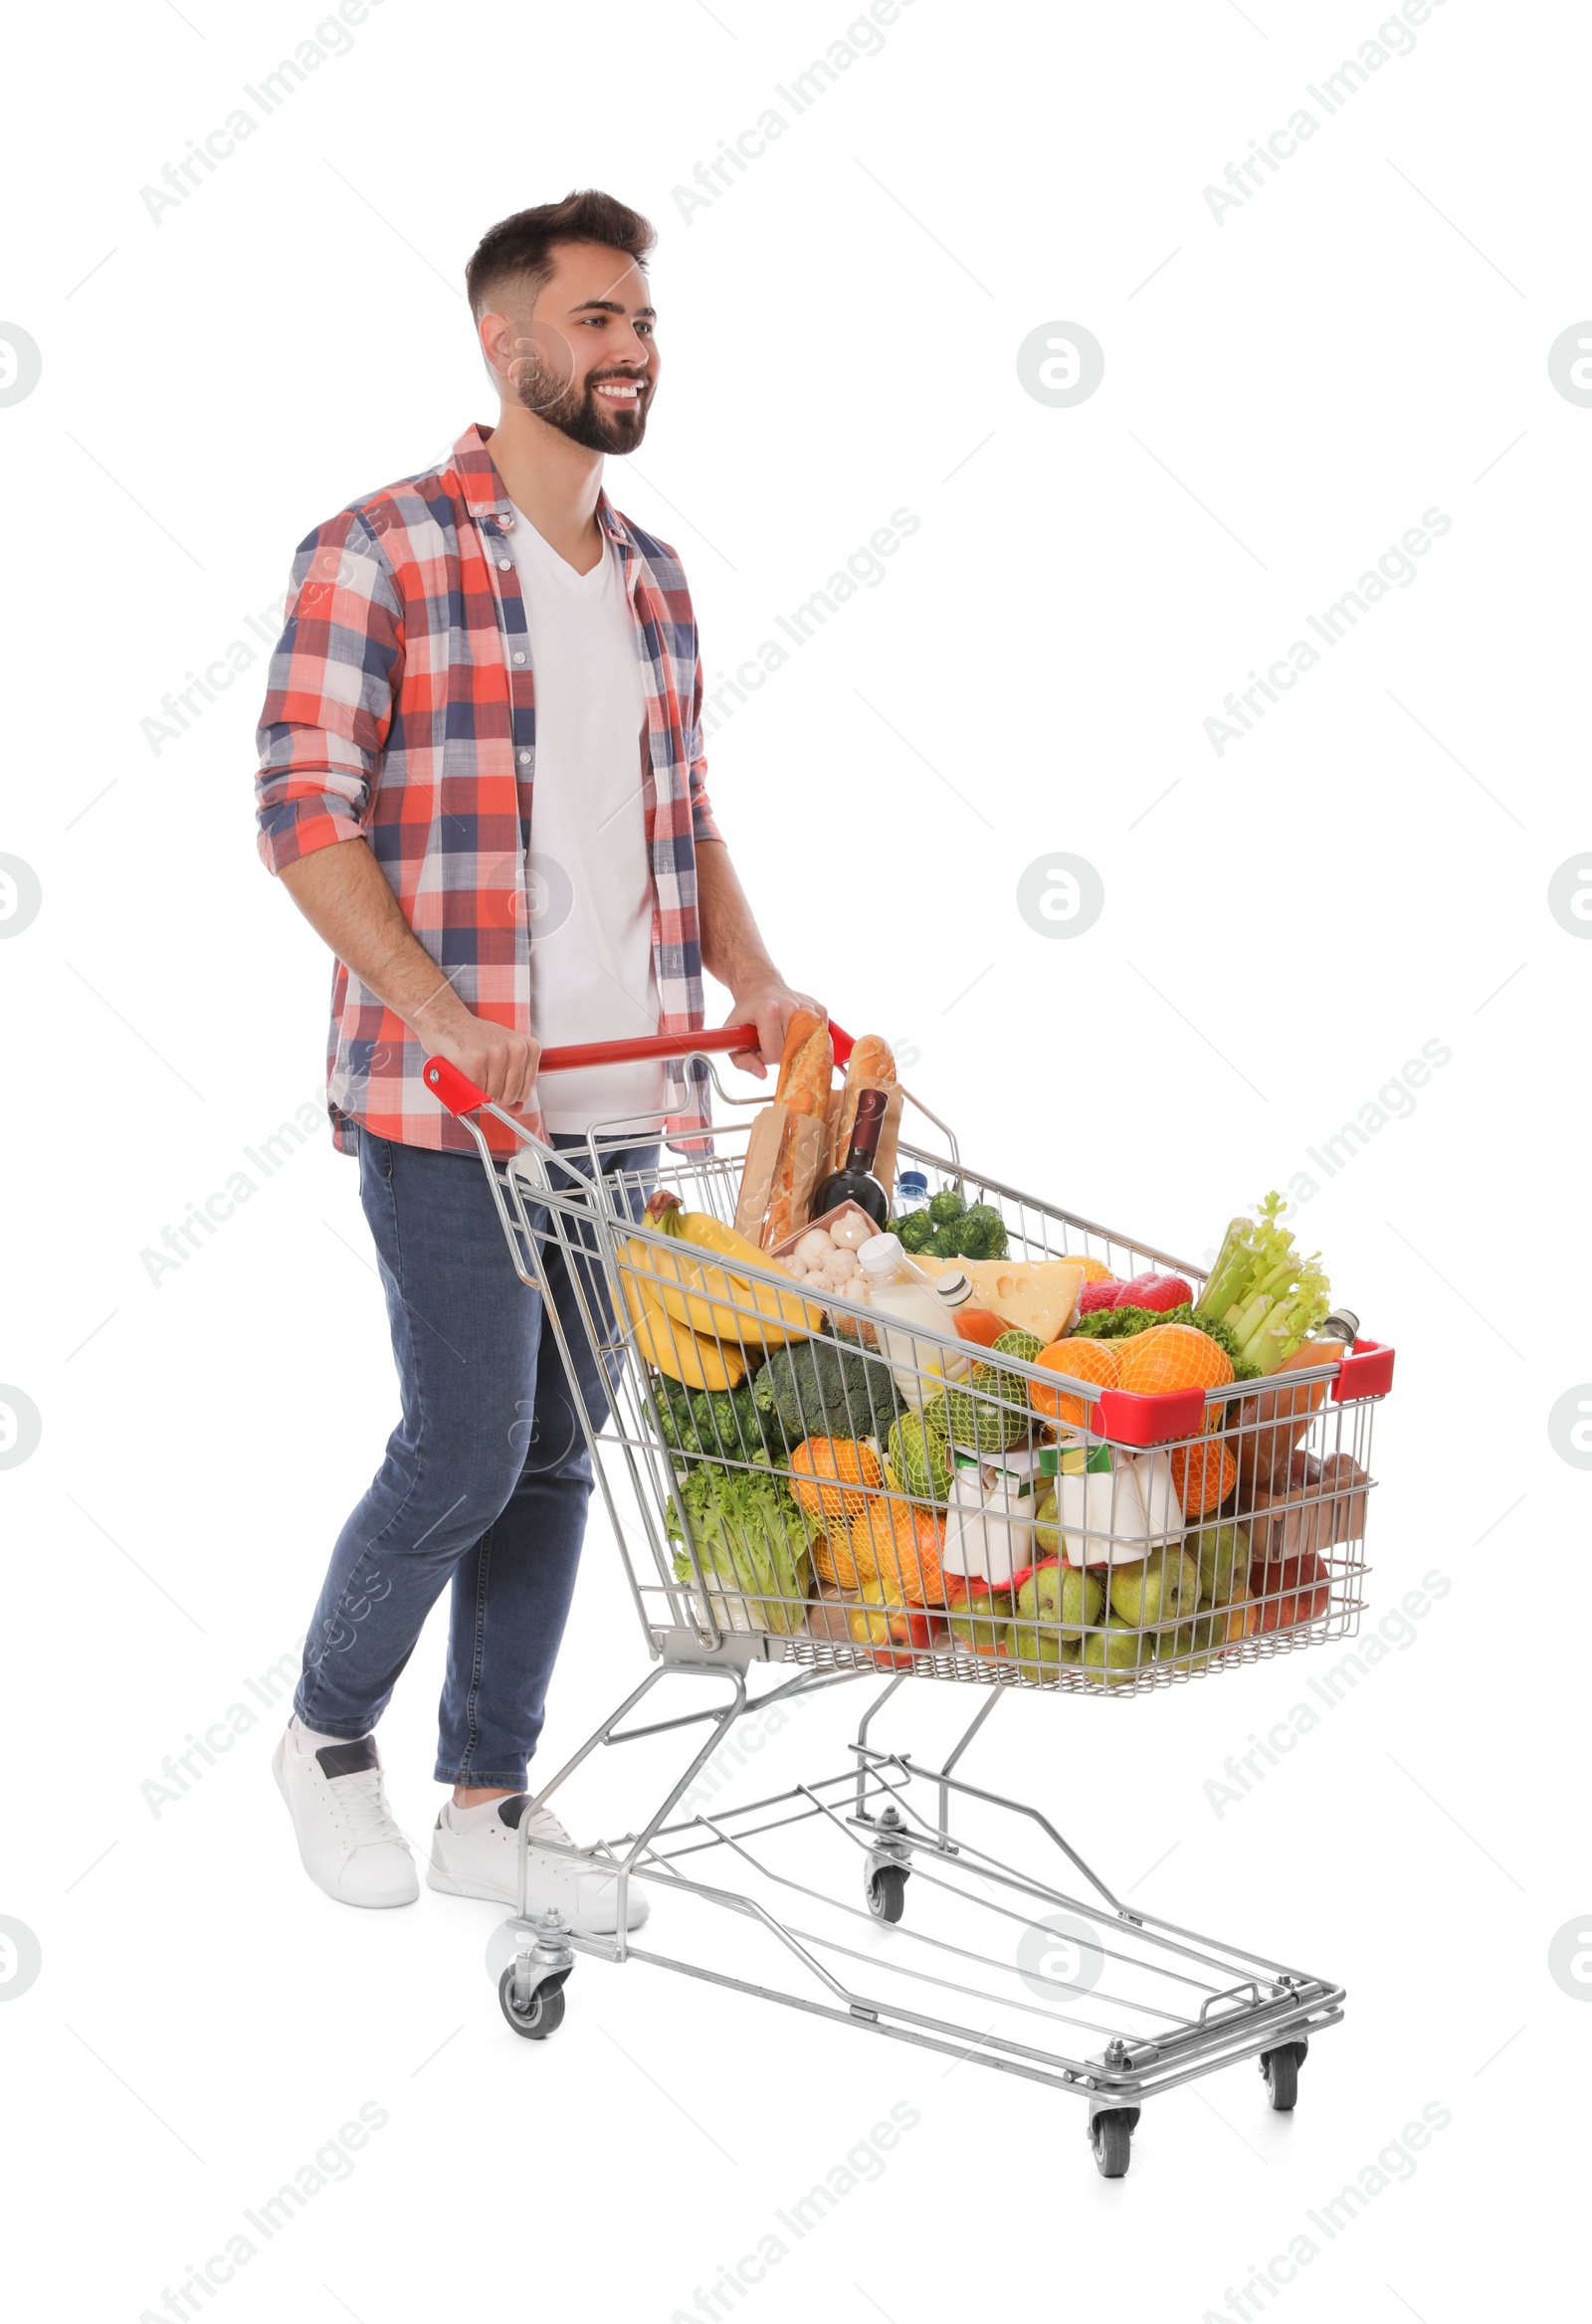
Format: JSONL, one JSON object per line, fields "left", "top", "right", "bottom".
{"left": 489, "top": 243, "right": 658, "bottom": 453}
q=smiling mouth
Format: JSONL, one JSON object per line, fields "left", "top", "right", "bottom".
{"left": 593, "top": 377, "right": 645, "bottom": 406}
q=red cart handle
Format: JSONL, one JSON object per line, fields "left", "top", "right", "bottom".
{"left": 423, "top": 1021, "right": 855, "bottom": 1119}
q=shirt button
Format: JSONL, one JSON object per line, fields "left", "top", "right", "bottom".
{"left": 512, "top": 651, "right": 526, "bottom": 665}
{"left": 500, "top": 512, "right": 513, "bottom": 527}
{"left": 498, "top": 557, "right": 511, "bottom": 570}
{"left": 517, "top": 750, "right": 531, "bottom": 764}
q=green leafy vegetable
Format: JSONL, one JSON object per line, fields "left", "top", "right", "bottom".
{"left": 753, "top": 1335, "right": 902, "bottom": 1443}
{"left": 1195, "top": 1192, "right": 1330, "bottom": 1374}
{"left": 667, "top": 1457, "right": 815, "bottom": 1634}
{"left": 1069, "top": 1301, "right": 1261, "bottom": 1379}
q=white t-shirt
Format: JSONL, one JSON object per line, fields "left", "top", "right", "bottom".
{"left": 498, "top": 507, "right": 667, "bottom": 1135}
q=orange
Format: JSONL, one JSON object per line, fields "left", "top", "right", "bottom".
{"left": 1116, "top": 1323, "right": 1234, "bottom": 1398}
{"left": 846, "top": 1496, "right": 947, "bottom": 1605}
{"left": 1029, "top": 1337, "right": 1121, "bottom": 1426}
{"left": 1072, "top": 1257, "right": 1115, "bottom": 1283}
{"left": 789, "top": 1436, "right": 882, "bottom": 1523}
{"left": 812, "top": 1530, "right": 849, "bottom": 1589}
{"left": 1171, "top": 1437, "right": 1238, "bottom": 1514}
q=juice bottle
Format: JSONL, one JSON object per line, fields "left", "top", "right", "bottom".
{"left": 932, "top": 1267, "right": 1005, "bottom": 1348}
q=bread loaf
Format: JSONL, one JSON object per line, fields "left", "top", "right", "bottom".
{"left": 775, "top": 1010, "right": 834, "bottom": 1113}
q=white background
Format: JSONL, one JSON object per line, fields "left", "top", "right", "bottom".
{"left": 1, "top": 1, "right": 1586, "bottom": 2317}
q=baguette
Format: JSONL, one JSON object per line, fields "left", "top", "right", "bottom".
{"left": 774, "top": 1010, "right": 834, "bottom": 1111}
{"left": 763, "top": 1087, "right": 815, "bottom": 1249}
{"left": 830, "top": 1034, "right": 896, "bottom": 1173}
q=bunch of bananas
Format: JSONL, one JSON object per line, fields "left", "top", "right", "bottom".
{"left": 618, "top": 1194, "right": 825, "bottom": 1391}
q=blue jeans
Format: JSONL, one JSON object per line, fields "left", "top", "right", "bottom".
{"left": 294, "top": 1127, "right": 658, "bottom": 1787}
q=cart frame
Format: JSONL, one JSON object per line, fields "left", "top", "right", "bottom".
{"left": 426, "top": 1032, "right": 1380, "bottom": 2171}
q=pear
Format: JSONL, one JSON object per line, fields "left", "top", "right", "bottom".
{"left": 1108, "top": 1549, "right": 1200, "bottom": 1630}
{"left": 1081, "top": 1619, "right": 1149, "bottom": 1687}
{"left": 1011, "top": 1561, "right": 1100, "bottom": 1671}
{"left": 1015, "top": 1560, "right": 1101, "bottom": 1638}
{"left": 1190, "top": 1521, "right": 1250, "bottom": 1608}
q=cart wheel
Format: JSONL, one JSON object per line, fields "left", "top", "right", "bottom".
{"left": 1260, "top": 2039, "right": 1306, "bottom": 2111}
{"left": 498, "top": 1964, "right": 569, "bottom": 2040}
{"left": 1091, "top": 2108, "right": 1135, "bottom": 2178}
{"left": 867, "top": 1865, "right": 908, "bottom": 1923}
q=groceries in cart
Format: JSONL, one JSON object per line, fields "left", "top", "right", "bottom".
{"left": 614, "top": 1017, "right": 1389, "bottom": 1692}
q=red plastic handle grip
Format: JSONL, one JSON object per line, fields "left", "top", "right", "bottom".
{"left": 1330, "top": 1338, "right": 1395, "bottom": 1402}
{"left": 1094, "top": 1385, "right": 1208, "bottom": 1449}
{"left": 422, "top": 1055, "right": 492, "bottom": 1117}
{"left": 423, "top": 1021, "right": 855, "bottom": 1116}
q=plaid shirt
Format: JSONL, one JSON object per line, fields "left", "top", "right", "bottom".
{"left": 255, "top": 423, "right": 720, "bottom": 1155}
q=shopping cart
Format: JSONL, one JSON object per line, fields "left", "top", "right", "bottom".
{"left": 423, "top": 1025, "right": 1394, "bottom": 2176}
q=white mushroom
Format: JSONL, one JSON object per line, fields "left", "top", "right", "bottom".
{"left": 830, "top": 1210, "right": 876, "bottom": 1252}
{"left": 794, "top": 1228, "right": 835, "bottom": 1269}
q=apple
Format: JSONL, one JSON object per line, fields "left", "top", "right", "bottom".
{"left": 1249, "top": 1552, "right": 1330, "bottom": 1633}
{"left": 1115, "top": 1272, "right": 1194, "bottom": 1313}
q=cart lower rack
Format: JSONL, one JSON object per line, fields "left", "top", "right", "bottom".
{"left": 426, "top": 1027, "right": 1389, "bottom": 2175}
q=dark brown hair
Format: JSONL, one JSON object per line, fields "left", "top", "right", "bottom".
{"left": 465, "top": 191, "right": 657, "bottom": 319}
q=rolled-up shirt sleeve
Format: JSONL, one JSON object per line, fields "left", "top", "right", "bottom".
{"left": 683, "top": 651, "right": 721, "bottom": 847}
{"left": 255, "top": 509, "right": 405, "bottom": 874}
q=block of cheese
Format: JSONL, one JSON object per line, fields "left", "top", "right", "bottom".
{"left": 908, "top": 1255, "right": 1085, "bottom": 1344}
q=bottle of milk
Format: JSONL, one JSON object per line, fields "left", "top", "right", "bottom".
{"left": 855, "top": 1233, "right": 970, "bottom": 1406}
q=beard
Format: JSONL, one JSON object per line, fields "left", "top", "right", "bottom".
{"left": 512, "top": 356, "right": 651, "bottom": 453}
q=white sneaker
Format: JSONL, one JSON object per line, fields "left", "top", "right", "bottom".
{"left": 428, "top": 1795, "right": 649, "bottom": 1935}
{"left": 272, "top": 1720, "right": 419, "bottom": 1908}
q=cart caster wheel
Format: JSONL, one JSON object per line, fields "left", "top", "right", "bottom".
{"left": 1091, "top": 2108, "right": 1137, "bottom": 2178}
{"left": 867, "top": 1865, "right": 908, "bottom": 1923}
{"left": 498, "top": 1964, "right": 569, "bottom": 2040}
{"left": 1260, "top": 2039, "right": 1306, "bottom": 2111}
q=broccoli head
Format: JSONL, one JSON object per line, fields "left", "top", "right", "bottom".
{"left": 753, "top": 1334, "right": 902, "bottom": 1444}
{"left": 927, "top": 1186, "right": 968, "bottom": 1227}
{"left": 893, "top": 1208, "right": 938, "bottom": 1255}
{"left": 954, "top": 1203, "right": 1009, "bottom": 1259}
{"left": 653, "top": 1377, "right": 784, "bottom": 1465}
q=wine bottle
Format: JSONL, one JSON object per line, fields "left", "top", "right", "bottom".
{"left": 811, "top": 1087, "right": 890, "bottom": 1228}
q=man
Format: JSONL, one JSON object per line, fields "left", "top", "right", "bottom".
{"left": 255, "top": 190, "right": 816, "bottom": 1922}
